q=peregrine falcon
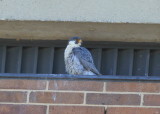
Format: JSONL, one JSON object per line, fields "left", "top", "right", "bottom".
{"left": 64, "top": 37, "right": 101, "bottom": 75}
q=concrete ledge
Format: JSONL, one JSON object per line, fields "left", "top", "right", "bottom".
{"left": 0, "top": 21, "right": 160, "bottom": 42}
{"left": 0, "top": 73, "right": 160, "bottom": 81}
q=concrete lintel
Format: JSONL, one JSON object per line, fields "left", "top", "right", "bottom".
{"left": 0, "top": 20, "right": 160, "bottom": 42}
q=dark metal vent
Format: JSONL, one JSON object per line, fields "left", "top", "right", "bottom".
{"left": 0, "top": 39, "right": 160, "bottom": 76}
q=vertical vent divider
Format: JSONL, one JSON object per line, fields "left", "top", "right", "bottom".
{"left": 1, "top": 46, "right": 6, "bottom": 73}
{"left": 113, "top": 48, "right": 118, "bottom": 75}
{"left": 33, "top": 47, "right": 38, "bottom": 74}
{"left": 145, "top": 49, "right": 150, "bottom": 76}
{"left": 129, "top": 49, "right": 134, "bottom": 76}
{"left": 49, "top": 47, "right": 54, "bottom": 74}
{"left": 17, "top": 46, "right": 22, "bottom": 73}
{"left": 97, "top": 48, "right": 102, "bottom": 71}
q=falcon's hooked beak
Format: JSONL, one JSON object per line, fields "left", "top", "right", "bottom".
{"left": 77, "top": 39, "right": 82, "bottom": 44}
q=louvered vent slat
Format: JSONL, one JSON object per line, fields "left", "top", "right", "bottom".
{"left": 37, "top": 47, "right": 54, "bottom": 74}
{"left": 0, "top": 46, "right": 6, "bottom": 73}
{"left": 21, "top": 47, "right": 38, "bottom": 73}
{"left": 101, "top": 49, "right": 118, "bottom": 75}
{"left": 149, "top": 50, "right": 160, "bottom": 76}
{"left": 53, "top": 48, "right": 66, "bottom": 74}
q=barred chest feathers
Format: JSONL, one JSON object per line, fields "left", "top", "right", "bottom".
{"left": 64, "top": 45, "right": 84, "bottom": 75}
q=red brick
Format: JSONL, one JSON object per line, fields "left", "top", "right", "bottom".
{"left": 49, "top": 106, "right": 105, "bottom": 114}
{"left": 144, "top": 95, "right": 160, "bottom": 106}
{"left": 49, "top": 80, "right": 103, "bottom": 91}
{"left": 86, "top": 93, "right": 140, "bottom": 105}
{"left": 0, "top": 79, "right": 46, "bottom": 90}
{"left": 106, "top": 82, "right": 160, "bottom": 93}
{"left": 0, "top": 91, "right": 27, "bottom": 103}
{"left": 0, "top": 104, "right": 46, "bottom": 114}
{"left": 30, "top": 92, "right": 84, "bottom": 104}
{"left": 107, "top": 107, "right": 160, "bottom": 114}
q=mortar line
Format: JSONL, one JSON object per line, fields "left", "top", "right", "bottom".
{"left": 103, "top": 82, "right": 106, "bottom": 92}
{"left": 0, "top": 102, "right": 105, "bottom": 107}
{"left": 83, "top": 92, "right": 87, "bottom": 104}
{"left": 105, "top": 106, "right": 107, "bottom": 114}
{"left": 0, "top": 89, "right": 160, "bottom": 95}
{"left": 1, "top": 102, "right": 160, "bottom": 108}
{"left": 46, "top": 81, "right": 49, "bottom": 90}
{"left": 27, "top": 91, "right": 31, "bottom": 103}
{"left": 104, "top": 105, "right": 160, "bottom": 108}
{"left": 140, "top": 94, "right": 144, "bottom": 106}
{"left": 46, "top": 105, "right": 49, "bottom": 114}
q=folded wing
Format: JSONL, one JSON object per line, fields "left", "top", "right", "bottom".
{"left": 73, "top": 47, "right": 101, "bottom": 75}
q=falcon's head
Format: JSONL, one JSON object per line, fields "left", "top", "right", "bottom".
{"left": 68, "top": 37, "right": 82, "bottom": 46}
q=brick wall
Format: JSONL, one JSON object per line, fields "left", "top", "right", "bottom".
{"left": 0, "top": 79, "right": 160, "bottom": 114}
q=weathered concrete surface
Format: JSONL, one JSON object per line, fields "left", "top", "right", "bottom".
{"left": 0, "top": 21, "right": 160, "bottom": 42}
{"left": 0, "top": 0, "right": 160, "bottom": 23}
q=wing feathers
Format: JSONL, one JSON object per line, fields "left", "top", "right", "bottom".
{"left": 73, "top": 47, "right": 101, "bottom": 75}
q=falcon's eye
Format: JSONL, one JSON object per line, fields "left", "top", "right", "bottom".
{"left": 75, "top": 39, "right": 78, "bottom": 44}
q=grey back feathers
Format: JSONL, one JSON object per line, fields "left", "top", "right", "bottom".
{"left": 73, "top": 47, "right": 101, "bottom": 75}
